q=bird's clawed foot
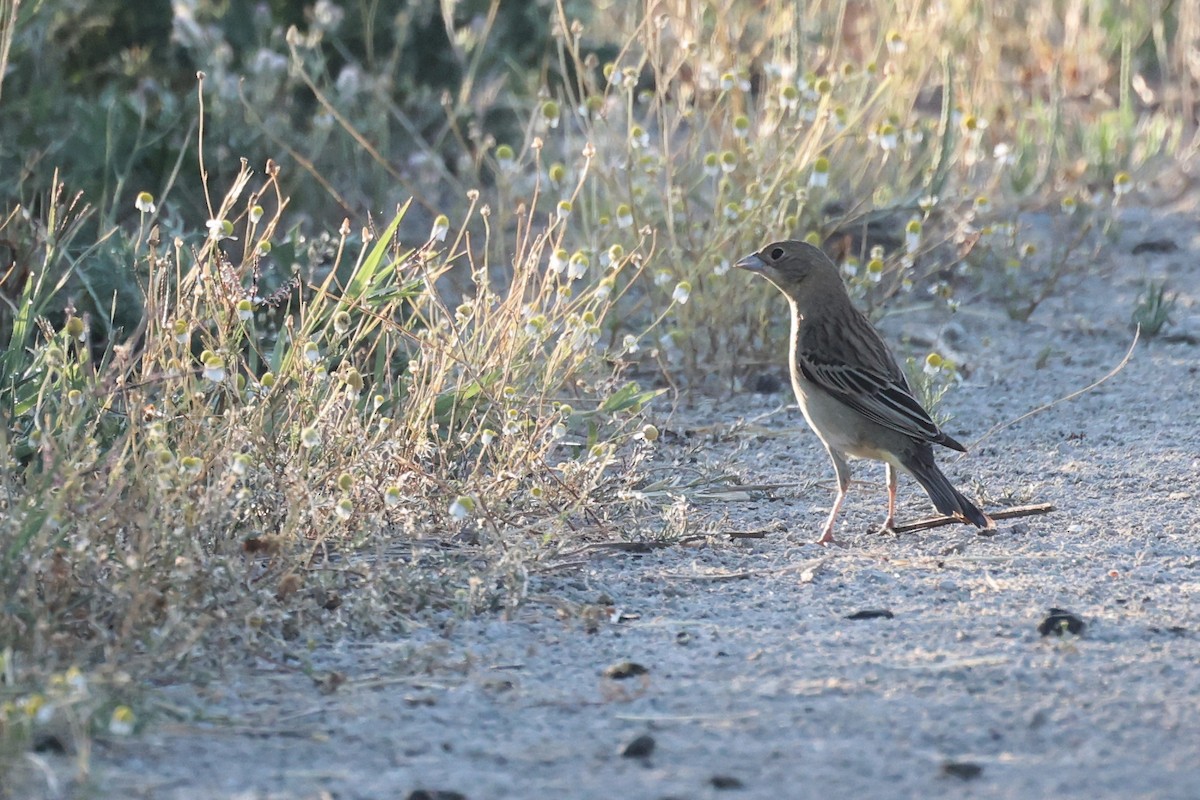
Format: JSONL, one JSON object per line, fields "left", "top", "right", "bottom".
{"left": 875, "top": 520, "right": 898, "bottom": 536}
{"left": 812, "top": 531, "right": 846, "bottom": 548}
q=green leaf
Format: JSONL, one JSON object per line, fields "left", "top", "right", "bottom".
{"left": 927, "top": 54, "right": 956, "bottom": 200}
{"left": 431, "top": 371, "right": 500, "bottom": 425}
{"left": 597, "top": 383, "right": 665, "bottom": 415}
{"left": 344, "top": 201, "right": 411, "bottom": 305}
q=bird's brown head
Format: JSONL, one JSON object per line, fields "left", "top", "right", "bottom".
{"left": 735, "top": 240, "right": 839, "bottom": 298}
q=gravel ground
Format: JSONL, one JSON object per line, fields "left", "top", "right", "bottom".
{"left": 10, "top": 206, "right": 1200, "bottom": 799}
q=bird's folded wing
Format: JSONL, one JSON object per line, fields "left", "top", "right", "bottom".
{"left": 799, "top": 352, "right": 943, "bottom": 442}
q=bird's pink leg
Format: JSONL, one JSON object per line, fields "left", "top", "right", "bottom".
{"left": 816, "top": 452, "right": 851, "bottom": 546}
{"left": 879, "top": 463, "right": 898, "bottom": 534}
{"left": 816, "top": 489, "right": 847, "bottom": 545}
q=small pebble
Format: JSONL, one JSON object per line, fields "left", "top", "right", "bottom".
{"left": 1038, "top": 608, "right": 1085, "bottom": 636}
{"left": 845, "top": 609, "right": 895, "bottom": 620}
{"left": 941, "top": 761, "right": 983, "bottom": 780}
{"left": 621, "top": 734, "right": 656, "bottom": 758}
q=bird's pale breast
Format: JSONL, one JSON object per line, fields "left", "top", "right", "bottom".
{"left": 791, "top": 370, "right": 903, "bottom": 465}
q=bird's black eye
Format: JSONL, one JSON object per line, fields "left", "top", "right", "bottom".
{"left": 770, "top": 247, "right": 784, "bottom": 260}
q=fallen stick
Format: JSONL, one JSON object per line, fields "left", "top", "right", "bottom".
{"left": 892, "top": 502, "right": 1055, "bottom": 534}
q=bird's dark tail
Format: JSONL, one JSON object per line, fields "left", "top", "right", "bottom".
{"left": 905, "top": 447, "right": 992, "bottom": 529}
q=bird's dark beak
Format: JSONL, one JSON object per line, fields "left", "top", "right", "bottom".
{"left": 735, "top": 253, "right": 766, "bottom": 272}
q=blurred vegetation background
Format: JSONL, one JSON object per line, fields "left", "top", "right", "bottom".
{"left": 1, "top": 0, "right": 602, "bottom": 232}
{"left": 3, "top": 0, "right": 1196, "bottom": 364}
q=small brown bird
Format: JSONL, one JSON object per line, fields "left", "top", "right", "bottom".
{"left": 737, "top": 240, "right": 992, "bottom": 545}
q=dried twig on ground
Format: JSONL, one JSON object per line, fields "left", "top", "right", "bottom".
{"left": 892, "top": 502, "right": 1055, "bottom": 534}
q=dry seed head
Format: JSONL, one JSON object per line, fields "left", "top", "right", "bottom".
{"left": 202, "top": 353, "right": 226, "bottom": 382}
{"left": 877, "top": 123, "right": 898, "bottom": 151}
{"left": 431, "top": 214, "right": 450, "bottom": 242}
{"left": 301, "top": 427, "right": 320, "bottom": 449}
{"left": 905, "top": 220, "right": 922, "bottom": 255}
{"left": 525, "top": 314, "right": 548, "bottom": 335}
{"left": 550, "top": 248, "right": 568, "bottom": 273}
{"left": 180, "top": 456, "right": 203, "bottom": 479}
{"left": 449, "top": 496, "right": 476, "bottom": 519}
{"left": 567, "top": 251, "right": 589, "bottom": 279}
{"left": 109, "top": 706, "right": 135, "bottom": 736}
{"left": 65, "top": 316, "right": 85, "bottom": 339}
{"left": 809, "top": 156, "right": 830, "bottom": 188}
{"left": 206, "top": 219, "right": 235, "bottom": 240}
